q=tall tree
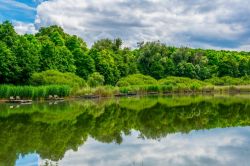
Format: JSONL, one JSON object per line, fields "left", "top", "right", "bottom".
{"left": 0, "top": 41, "right": 19, "bottom": 83}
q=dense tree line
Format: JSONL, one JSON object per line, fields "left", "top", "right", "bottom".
{"left": 0, "top": 21, "right": 250, "bottom": 85}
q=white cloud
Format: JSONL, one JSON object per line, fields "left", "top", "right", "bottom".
{"left": 11, "top": 0, "right": 249, "bottom": 49}
{"left": 14, "top": 21, "right": 37, "bottom": 34}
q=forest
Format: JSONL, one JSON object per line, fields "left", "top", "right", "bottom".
{"left": 1, "top": 21, "right": 250, "bottom": 97}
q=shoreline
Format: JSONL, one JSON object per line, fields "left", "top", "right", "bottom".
{"left": 1, "top": 85, "right": 250, "bottom": 102}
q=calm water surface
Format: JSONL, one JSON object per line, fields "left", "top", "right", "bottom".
{"left": 1, "top": 95, "right": 250, "bottom": 166}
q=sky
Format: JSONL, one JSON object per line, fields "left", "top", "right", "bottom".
{"left": 0, "top": 0, "right": 250, "bottom": 50}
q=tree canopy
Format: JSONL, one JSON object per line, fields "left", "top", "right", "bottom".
{"left": 0, "top": 21, "right": 250, "bottom": 85}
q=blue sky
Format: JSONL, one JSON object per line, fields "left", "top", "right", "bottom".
{"left": 0, "top": 0, "right": 40, "bottom": 22}
{"left": 0, "top": 0, "right": 250, "bottom": 50}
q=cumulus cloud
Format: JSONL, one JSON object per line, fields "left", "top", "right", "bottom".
{"left": 33, "top": 0, "right": 250, "bottom": 49}
{"left": 2, "top": 0, "right": 246, "bottom": 49}
{"left": 14, "top": 21, "right": 37, "bottom": 34}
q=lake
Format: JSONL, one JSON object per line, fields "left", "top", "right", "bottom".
{"left": 1, "top": 95, "right": 250, "bottom": 166}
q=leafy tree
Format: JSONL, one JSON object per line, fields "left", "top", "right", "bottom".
{"left": 54, "top": 46, "right": 76, "bottom": 73}
{"left": 137, "top": 41, "right": 169, "bottom": 79}
{"left": 0, "top": 42, "right": 19, "bottom": 83}
{"left": 177, "top": 62, "right": 197, "bottom": 78}
{"left": 238, "top": 58, "right": 249, "bottom": 76}
{"left": 50, "top": 31, "right": 64, "bottom": 46}
{"left": 90, "top": 49, "right": 120, "bottom": 85}
{"left": 165, "top": 58, "right": 176, "bottom": 76}
{"left": 195, "top": 65, "right": 211, "bottom": 80}
{"left": 171, "top": 47, "right": 191, "bottom": 64}
{"left": 65, "top": 35, "right": 87, "bottom": 52}
{"left": 73, "top": 48, "right": 95, "bottom": 79}
{"left": 11, "top": 36, "right": 40, "bottom": 84}
{"left": 0, "top": 21, "right": 17, "bottom": 47}
{"left": 218, "top": 56, "right": 239, "bottom": 77}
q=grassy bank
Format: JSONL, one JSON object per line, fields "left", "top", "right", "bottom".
{"left": 74, "top": 76, "right": 250, "bottom": 98}
{"left": 1, "top": 76, "right": 250, "bottom": 100}
{"left": 73, "top": 85, "right": 250, "bottom": 98}
{"left": 0, "top": 85, "right": 70, "bottom": 99}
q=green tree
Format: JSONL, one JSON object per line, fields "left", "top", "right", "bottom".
{"left": 54, "top": 46, "right": 76, "bottom": 73}
{"left": 171, "top": 47, "right": 191, "bottom": 64}
{"left": 0, "top": 21, "right": 17, "bottom": 47}
{"left": 65, "top": 35, "right": 87, "bottom": 52}
{"left": 73, "top": 48, "right": 95, "bottom": 79}
{"left": 165, "top": 58, "right": 176, "bottom": 76}
{"left": 238, "top": 58, "right": 249, "bottom": 76}
{"left": 50, "top": 31, "right": 64, "bottom": 46}
{"left": 218, "top": 56, "right": 239, "bottom": 77}
{"left": 12, "top": 36, "right": 40, "bottom": 84}
{"left": 195, "top": 65, "right": 211, "bottom": 80}
{"left": 177, "top": 62, "right": 197, "bottom": 78}
{"left": 90, "top": 49, "right": 120, "bottom": 85}
{"left": 0, "top": 42, "right": 19, "bottom": 83}
{"left": 137, "top": 41, "right": 169, "bottom": 79}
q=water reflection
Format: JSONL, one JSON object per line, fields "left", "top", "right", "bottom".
{"left": 52, "top": 127, "right": 250, "bottom": 166}
{"left": 0, "top": 95, "right": 250, "bottom": 166}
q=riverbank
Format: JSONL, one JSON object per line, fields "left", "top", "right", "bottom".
{"left": 73, "top": 85, "right": 250, "bottom": 99}
{"left": 1, "top": 76, "right": 250, "bottom": 101}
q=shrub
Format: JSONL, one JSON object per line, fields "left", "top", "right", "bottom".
{"left": 30, "top": 70, "right": 86, "bottom": 89}
{"left": 205, "top": 76, "right": 250, "bottom": 86}
{"left": 87, "top": 72, "right": 105, "bottom": 87}
{"left": 116, "top": 74, "right": 157, "bottom": 87}
{"left": 158, "top": 76, "right": 209, "bottom": 92}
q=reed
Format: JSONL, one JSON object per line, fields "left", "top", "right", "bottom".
{"left": 0, "top": 85, "right": 70, "bottom": 99}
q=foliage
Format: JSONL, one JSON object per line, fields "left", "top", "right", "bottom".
{"left": 1, "top": 22, "right": 250, "bottom": 86}
{"left": 158, "top": 76, "right": 210, "bottom": 91}
{"left": 30, "top": 70, "right": 86, "bottom": 88}
{"left": 116, "top": 74, "right": 157, "bottom": 87}
{"left": 87, "top": 72, "right": 105, "bottom": 87}
{"left": 205, "top": 76, "right": 250, "bottom": 86}
{"left": 0, "top": 41, "right": 19, "bottom": 83}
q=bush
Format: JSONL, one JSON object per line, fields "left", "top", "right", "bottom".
{"left": 30, "top": 70, "right": 86, "bottom": 89}
{"left": 116, "top": 74, "right": 157, "bottom": 87}
{"left": 87, "top": 72, "right": 105, "bottom": 87}
{"left": 158, "top": 76, "right": 209, "bottom": 91}
{"left": 158, "top": 76, "right": 207, "bottom": 85}
{"left": 205, "top": 76, "right": 250, "bottom": 86}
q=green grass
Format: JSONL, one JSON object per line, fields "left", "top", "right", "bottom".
{"left": 205, "top": 76, "right": 250, "bottom": 86}
{"left": 1, "top": 75, "right": 250, "bottom": 99}
{"left": 0, "top": 85, "right": 70, "bottom": 99}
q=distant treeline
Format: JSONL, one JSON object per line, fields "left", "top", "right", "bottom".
{"left": 1, "top": 21, "right": 250, "bottom": 85}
